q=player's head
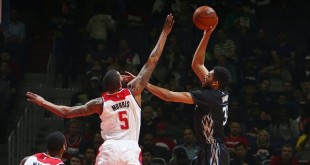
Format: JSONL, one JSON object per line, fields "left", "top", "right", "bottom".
{"left": 46, "top": 131, "right": 66, "bottom": 156}
{"left": 212, "top": 66, "right": 231, "bottom": 89}
{"left": 203, "top": 66, "right": 231, "bottom": 89}
{"left": 102, "top": 69, "right": 122, "bottom": 92}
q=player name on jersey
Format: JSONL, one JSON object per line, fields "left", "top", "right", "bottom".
{"left": 111, "top": 101, "right": 130, "bottom": 111}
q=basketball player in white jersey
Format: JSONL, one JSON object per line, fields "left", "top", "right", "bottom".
{"left": 25, "top": 14, "right": 174, "bottom": 165}
{"left": 19, "top": 131, "right": 66, "bottom": 165}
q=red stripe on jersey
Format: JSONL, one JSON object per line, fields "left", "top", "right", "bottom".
{"left": 102, "top": 88, "right": 131, "bottom": 102}
{"left": 33, "top": 153, "right": 64, "bottom": 164}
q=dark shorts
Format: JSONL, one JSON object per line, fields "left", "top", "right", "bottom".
{"left": 193, "top": 143, "right": 230, "bottom": 165}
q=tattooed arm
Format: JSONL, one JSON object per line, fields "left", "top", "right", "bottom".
{"left": 127, "top": 14, "right": 174, "bottom": 103}
{"left": 26, "top": 91, "right": 103, "bottom": 118}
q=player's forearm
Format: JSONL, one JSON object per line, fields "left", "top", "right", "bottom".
{"left": 191, "top": 33, "right": 211, "bottom": 81}
{"left": 137, "top": 33, "right": 168, "bottom": 86}
{"left": 147, "top": 32, "right": 167, "bottom": 65}
{"left": 40, "top": 101, "right": 72, "bottom": 118}
{"left": 191, "top": 34, "right": 210, "bottom": 70}
{"left": 146, "top": 83, "right": 173, "bottom": 102}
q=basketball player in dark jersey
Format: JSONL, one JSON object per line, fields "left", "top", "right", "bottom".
{"left": 123, "top": 26, "right": 231, "bottom": 165}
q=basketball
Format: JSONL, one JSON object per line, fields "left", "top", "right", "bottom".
{"left": 193, "top": 6, "right": 218, "bottom": 30}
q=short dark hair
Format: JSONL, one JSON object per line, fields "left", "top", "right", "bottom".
{"left": 142, "top": 147, "right": 153, "bottom": 155}
{"left": 102, "top": 69, "right": 121, "bottom": 92}
{"left": 46, "top": 131, "right": 65, "bottom": 154}
{"left": 234, "top": 142, "right": 247, "bottom": 149}
{"left": 213, "top": 66, "right": 231, "bottom": 89}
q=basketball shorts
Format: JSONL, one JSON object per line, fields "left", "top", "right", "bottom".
{"left": 194, "top": 143, "right": 230, "bottom": 165}
{"left": 96, "top": 139, "right": 141, "bottom": 165}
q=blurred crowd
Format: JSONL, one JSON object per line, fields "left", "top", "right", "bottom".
{"left": 1, "top": 0, "right": 310, "bottom": 164}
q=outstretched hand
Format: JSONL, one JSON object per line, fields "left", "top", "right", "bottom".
{"left": 204, "top": 25, "right": 217, "bottom": 36}
{"left": 122, "top": 71, "right": 136, "bottom": 83}
{"left": 26, "top": 91, "right": 45, "bottom": 106}
{"left": 161, "top": 13, "right": 175, "bottom": 36}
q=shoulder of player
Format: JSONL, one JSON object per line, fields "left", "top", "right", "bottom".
{"left": 19, "top": 156, "right": 30, "bottom": 165}
{"left": 85, "top": 97, "right": 104, "bottom": 112}
{"left": 86, "top": 97, "right": 104, "bottom": 105}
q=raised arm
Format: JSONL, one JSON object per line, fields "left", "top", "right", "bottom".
{"left": 127, "top": 14, "right": 174, "bottom": 95}
{"left": 191, "top": 26, "right": 216, "bottom": 84}
{"left": 26, "top": 91, "right": 103, "bottom": 118}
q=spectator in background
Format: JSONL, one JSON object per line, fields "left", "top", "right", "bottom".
{"left": 244, "top": 105, "right": 272, "bottom": 135}
{"left": 141, "top": 132, "right": 171, "bottom": 162}
{"left": 223, "top": 1, "right": 257, "bottom": 34}
{"left": 213, "top": 28, "right": 238, "bottom": 62}
{"left": 141, "top": 147, "right": 154, "bottom": 165}
{"left": 225, "top": 120, "right": 250, "bottom": 157}
{"left": 139, "top": 105, "right": 159, "bottom": 144}
{"left": 271, "top": 31, "right": 296, "bottom": 72}
{"left": 67, "top": 154, "right": 82, "bottom": 165}
{"left": 240, "top": 59, "right": 259, "bottom": 87}
{"left": 170, "top": 147, "right": 190, "bottom": 165}
{"left": 258, "top": 56, "right": 292, "bottom": 92}
{"left": 295, "top": 123, "right": 310, "bottom": 161}
{"left": 107, "top": 38, "right": 140, "bottom": 75}
{"left": 256, "top": 79, "right": 274, "bottom": 118}
{"left": 62, "top": 119, "right": 87, "bottom": 162}
{"left": 116, "top": 37, "right": 141, "bottom": 70}
{"left": 0, "top": 50, "right": 21, "bottom": 81}
{"left": 282, "top": 81, "right": 294, "bottom": 99}
{"left": 163, "top": 34, "right": 186, "bottom": 71}
{"left": 154, "top": 121, "right": 177, "bottom": 153}
{"left": 82, "top": 146, "right": 96, "bottom": 165}
{"left": 88, "top": 76, "right": 103, "bottom": 98}
{"left": 295, "top": 55, "right": 310, "bottom": 85}
{"left": 172, "top": 127, "right": 199, "bottom": 160}
{"left": 226, "top": 98, "right": 243, "bottom": 125}
{"left": 269, "top": 143, "right": 300, "bottom": 165}
{"left": 272, "top": 109, "right": 300, "bottom": 145}
{"left": 230, "top": 142, "right": 260, "bottom": 165}
{"left": 271, "top": 92, "right": 300, "bottom": 120}
{"left": 0, "top": 61, "right": 18, "bottom": 99}
{"left": 86, "top": 10, "right": 117, "bottom": 50}
{"left": 0, "top": 61, "right": 19, "bottom": 116}
{"left": 297, "top": 103, "right": 310, "bottom": 134}
{"left": 251, "top": 129, "right": 275, "bottom": 163}
{"left": 239, "top": 81, "right": 257, "bottom": 111}
{"left": 301, "top": 80, "right": 310, "bottom": 101}
{"left": 70, "top": 79, "right": 95, "bottom": 106}
{"left": 91, "top": 132, "right": 104, "bottom": 151}
{"left": 0, "top": 61, "right": 18, "bottom": 141}
{"left": 151, "top": 0, "right": 173, "bottom": 17}
{"left": 151, "top": 56, "right": 168, "bottom": 84}
{"left": 52, "top": 0, "right": 84, "bottom": 88}
{"left": 3, "top": 9, "right": 26, "bottom": 66}
{"left": 244, "top": 27, "right": 271, "bottom": 68}
{"left": 165, "top": 109, "right": 189, "bottom": 143}
{"left": 84, "top": 41, "right": 112, "bottom": 74}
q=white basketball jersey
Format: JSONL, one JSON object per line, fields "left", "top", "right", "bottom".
{"left": 100, "top": 88, "right": 141, "bottom": 141}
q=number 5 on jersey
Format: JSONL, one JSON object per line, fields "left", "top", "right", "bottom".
{"left": 118, "top": 111, "right": 129, "bottom": 130}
